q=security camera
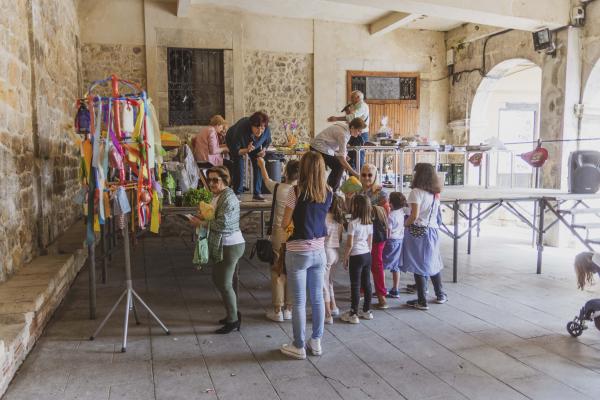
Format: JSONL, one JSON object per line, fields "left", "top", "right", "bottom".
{"left": 571, "top": 6, "right": 585, "bottom": 27}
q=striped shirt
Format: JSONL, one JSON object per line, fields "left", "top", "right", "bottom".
{"left": 284, "top": 189, "right": 325, "bottom": 252}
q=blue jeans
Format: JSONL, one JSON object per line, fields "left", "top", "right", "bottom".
{"left": 285, "top": 249, "right": 326, "bottom": 349}
{"left": 348, "top": 132, "right": 369, "bottom": 170}
{"left": 231, "top": 155, "right": 263, "bottom": 195}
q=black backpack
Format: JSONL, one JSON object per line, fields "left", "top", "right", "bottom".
{"left": 372, "top": 209, "right": 388, "bottom": 243}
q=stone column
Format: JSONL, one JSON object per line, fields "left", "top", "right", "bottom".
{"left": 538, "top": 27, "right": 583, "bottom": 245}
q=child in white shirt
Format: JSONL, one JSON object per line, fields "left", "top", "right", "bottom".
{"left": 382, "top": 192, "right": 409, "bottom": 298}
{"left": 342, "top": 194, "right": 373, "bottom": 324}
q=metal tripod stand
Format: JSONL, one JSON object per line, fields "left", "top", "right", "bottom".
{"left": 90, "top": 216, "right": 170, "bottom": 352}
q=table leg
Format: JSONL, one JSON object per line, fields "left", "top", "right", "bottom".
{"left": 536, "top": 199, "right": 546, "bottom": 274}
{"left": 453, "top": 200, "right": 459, "bottom": 283}
{"left": 101, "top": 223, "right": 108, "bottom": 284}
{"left": 467, "top": 203, "right": 473, "bottom": 255}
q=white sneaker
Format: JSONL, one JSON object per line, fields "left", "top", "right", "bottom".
{"left": 283, "top": 309, "right": 292, "bottom": 320}
{"left": 358, "top": 310, "right": 374, "bottom": 320}
{"left": 266, "top": 310, "right": 284, "bottom": 322}
{"left": 280, "top": 343, "right": 306, "bottom": 360}
{"left": 325, "top": 315, "right": 334, "bottom": 325}
{"left": 341, "top": 311, "right": 360, "bottom": 324}
{"left": 307, "top": 338, "right": 322, "bottom": 356}
{"left": 330, "top": 307, "right": 340, "bottom": 317}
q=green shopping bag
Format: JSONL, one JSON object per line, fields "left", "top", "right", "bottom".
{"left": 192, "top": 226, "right": 209, "bottom": 268}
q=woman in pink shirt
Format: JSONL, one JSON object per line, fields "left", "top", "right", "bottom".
{"left": 192, "top": 115, "right": 229, "bottom": 166}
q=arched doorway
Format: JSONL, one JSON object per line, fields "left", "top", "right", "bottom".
{"left": 469, "top": 59, "right": 542, "bottom": 187}
{"left": 581, "top": 60, "right": 600, "bottom": 141}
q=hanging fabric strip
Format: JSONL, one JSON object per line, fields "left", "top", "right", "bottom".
{"left": 91, "top": 98, "right": 102, "bottom": 168}
{"left": 150, "top": 190, "right": 160, "bottom": 233}
{"left": 132, "top": 101, "right": 144, "bottom": 140}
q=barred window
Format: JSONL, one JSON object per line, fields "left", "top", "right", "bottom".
{"left": 167, "top": 48, "right": 224, "bottom": 126}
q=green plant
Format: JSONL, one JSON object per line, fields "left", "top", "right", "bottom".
{"left": 183, "top": 188, "right": 213, "bottom": 207}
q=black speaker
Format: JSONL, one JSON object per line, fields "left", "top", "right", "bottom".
{"left": 568, "top": 150, "right": 600, "bottom": 194}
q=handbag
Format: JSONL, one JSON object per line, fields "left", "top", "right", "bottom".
{"left": 408, "top": 194, "right": 436, "bottom": 238}
{"left": 192, "top": 227, "right": 209, "bottom": 268}
{"left": 250, "top": 184, "right": 279, "bottom": 263}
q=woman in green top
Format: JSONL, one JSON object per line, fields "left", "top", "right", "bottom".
{"left": 190, "top": 166, "right": 245, "bottom": 334}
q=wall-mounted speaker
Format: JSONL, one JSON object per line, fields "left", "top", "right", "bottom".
{"left": 568, "top": 150, "right": 600, "bottom": 194}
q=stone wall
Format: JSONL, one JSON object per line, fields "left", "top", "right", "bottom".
{"left": 446, "top": 26, "right": 544, "bottom": 124}
{"left": 32, "top": 0, "right": 82, "bottom": 248}
{"left": 244, "top": 50, "right": 313, "bottom": 144}
{"left": 0, "top": 0, "right": 35, "bottom": 282}
{"left": 0, "top": 0, "right": 81, "bottom": 282}
{"left": 81, "top": 44, "right": 146, "bottom": 92}
{"left": 445, "top": 25, "right": 569, "bottom": 190}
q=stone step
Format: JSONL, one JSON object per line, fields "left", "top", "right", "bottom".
{"left": 0, "top": 322, "right": 27, "bottom": 387}
{"left": 0, "top": 254, "right": 75, "bottom": 315}
{"left": 0, "top": 221, "right": 88, "bottom": 398}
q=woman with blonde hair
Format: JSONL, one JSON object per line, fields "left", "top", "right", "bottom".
{"left": 280, "top": 151, "right": 333, "bottom": 359}
{"left": 346, "top": 163, "right": 390, "bottom": 308}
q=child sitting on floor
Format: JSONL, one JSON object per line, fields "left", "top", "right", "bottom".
{"left": 383, "top": 192, "right": 409, "bottom": 298}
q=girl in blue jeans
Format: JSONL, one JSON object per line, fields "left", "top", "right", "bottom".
{"left": 280, "top": 151, "right": 333, "bottom": 360}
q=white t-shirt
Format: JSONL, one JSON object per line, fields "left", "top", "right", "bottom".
{"left": 211, "top": 194, "right": 245, "bottom": 246}
{"left": 263, "top": 180, "right": 294, "bottom": 233}
{"left": 325, "top": 214, "right": 342, "bottom": 248}
{"left": 407, "top": 188, "right": 440, "bottom": 228}
{"left": 345, "top": 101, "right": 369, "bottom": 134}
{"left": 310, "top": 123, "right": 351, "bottom": 157}
{"left": 388, "top": 208, "right": 409, "bottom": 240}
{"left": 348, "top": 218, "right": 373, "bottom": 256}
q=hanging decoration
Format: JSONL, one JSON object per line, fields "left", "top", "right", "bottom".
{"left": 520, "top": 139, "right": 549, "bottom": 168}
{"left": 468, "top": 153, "right": 483, "bottom": 167}
{"left": 75, "top": 74, "right": 164, "bottom": 244}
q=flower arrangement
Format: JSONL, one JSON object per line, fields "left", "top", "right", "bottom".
{"left": 283, "top": 119, "right": 299, "bottom": 147}
{"left": 198, "top": 201, "right": 215, "bottom": 221}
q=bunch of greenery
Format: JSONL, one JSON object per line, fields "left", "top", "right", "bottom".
{"left": 183, "top": 188, "right": 213, "bottom": 206}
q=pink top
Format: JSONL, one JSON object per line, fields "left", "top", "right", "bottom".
{"left": 284, "top": 189, "right": 325, "bottom": 252}
{"left": 191, "top": 126, "right": 223, "bottom": 166}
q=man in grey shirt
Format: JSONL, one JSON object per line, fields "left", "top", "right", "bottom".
{"left": 310, "top": 118, "right": 365, "bottom": 191}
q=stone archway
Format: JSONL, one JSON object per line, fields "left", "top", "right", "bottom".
{"left": 581, "top": 58, "right": 600, "bottom": 141}
{"left": 468, "top": 58, "right": 542, "bottom": 187}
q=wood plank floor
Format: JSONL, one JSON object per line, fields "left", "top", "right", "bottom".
{"left": 3, "top": 227, "right": 600, "bottom": 400}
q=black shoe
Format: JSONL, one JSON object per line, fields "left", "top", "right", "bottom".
{"left": 215, "top": 319, "right": 241, "bottom": 334}
{"left": 406, "top": 284, "right": 428, "bottom": 295}
{"left": 218, "top": 311, "right": 241, "bottom": 325}
{"left": 406, "top": 299, "right": 429, "bottom": 310}
{"left": 252, "top": 194, "right": 266, "bottom": 201}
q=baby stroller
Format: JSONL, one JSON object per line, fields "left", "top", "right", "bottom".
{"left": 567, "top": 299, "right": 600, "bottom": 337}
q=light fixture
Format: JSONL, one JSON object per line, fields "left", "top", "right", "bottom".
{"left": 532, "top": 28, "right": 556, "bottom": 54}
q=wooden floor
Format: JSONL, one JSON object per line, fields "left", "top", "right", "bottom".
{"left": 3, "top": 227, "right": 600, "bottom": 400}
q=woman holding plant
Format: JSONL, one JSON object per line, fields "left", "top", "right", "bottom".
{"left": 190, "top": 166, "right": 245, "bottom": 334}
